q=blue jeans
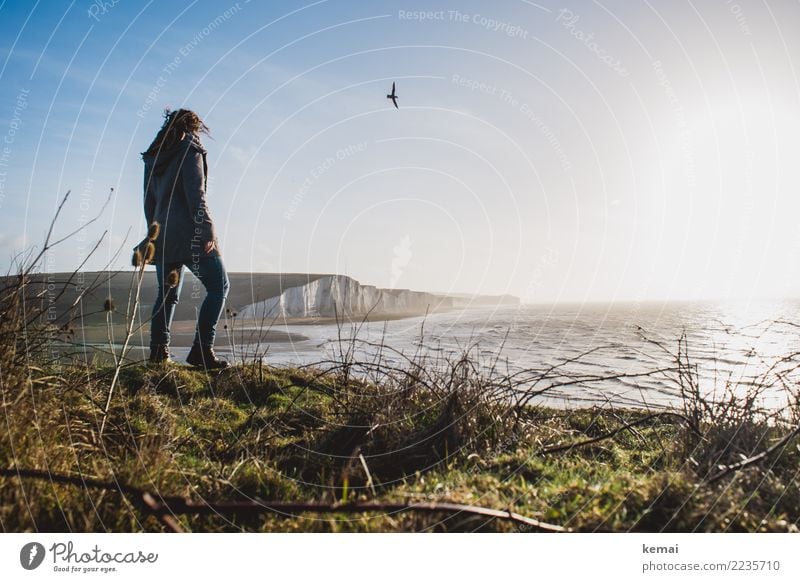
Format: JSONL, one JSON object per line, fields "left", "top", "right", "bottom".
{"left": 150, "top": 254, "right": 230, "bottom": 349}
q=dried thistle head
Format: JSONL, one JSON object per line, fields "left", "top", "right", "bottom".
{"left": 131, "top": 247, "right": 143, "bottom": 267}
{"left": 147, "top": 221, "right": 160, "bottom": 241}
{"left": 145, "top": 242, "right": 156, "bottom": 263}
{"left": 103, "top": 297, "right": 115, "bottom": 312}
{"left": 167, "top": 269, "right": 180, "bottom": 288}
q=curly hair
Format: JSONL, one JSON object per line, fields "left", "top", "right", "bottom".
{"left": 142, "top": 108, "right": 209, "bottom": 157}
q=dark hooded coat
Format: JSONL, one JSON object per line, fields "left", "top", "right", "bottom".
{"left": 142, "top": 133, "right": 219, "bottom": 265}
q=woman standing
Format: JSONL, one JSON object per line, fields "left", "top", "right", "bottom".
{"left": 142, "top": 108, "right": 230, "bottom": 369}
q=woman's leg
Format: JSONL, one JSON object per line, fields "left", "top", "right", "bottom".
{"left": 189, "top": 254, "right": 230, "bottom": 349}
{"left": 150, "top": 262, "right": 184, "bottom": 350}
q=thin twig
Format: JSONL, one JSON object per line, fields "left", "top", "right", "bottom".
{"left": 538, "top": 412, "right": 696, "bottom": 455}
{"left": 0, "top": 468, "right": 567, "bottom": 532}
{"left": 706, "top": 422, "right": 800, "bottom": 483}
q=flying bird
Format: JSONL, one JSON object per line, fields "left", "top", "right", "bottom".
{"left": 386, "top": 82, "right": 398, "bottom": 109}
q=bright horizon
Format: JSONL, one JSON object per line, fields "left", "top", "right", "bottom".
{"left": 1, "top": 1, "right": 799, "bottom": 304}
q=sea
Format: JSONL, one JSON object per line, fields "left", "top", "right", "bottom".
{"left": 217, "top": 299, "right": 800, "bottom": 411}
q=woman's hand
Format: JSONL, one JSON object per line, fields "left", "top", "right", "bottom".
{"left": 204, "top": 240, "right": 216, "bottom": 254}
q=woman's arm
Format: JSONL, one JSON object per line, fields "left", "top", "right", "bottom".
{"left": 180, "top": 145, "right": 216, "bottom": 250}
{"left": 143, "top": 162, "right": 156, "bottom": 225}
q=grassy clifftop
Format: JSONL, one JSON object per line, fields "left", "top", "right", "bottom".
{"left": 2, "top": 357, "right": 798, "bottom": 532}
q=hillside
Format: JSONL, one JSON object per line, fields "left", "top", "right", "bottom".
{"left": 16, "top": 270, "right": 520, "bottom": 326}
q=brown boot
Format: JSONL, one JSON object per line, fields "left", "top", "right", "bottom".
{"left": 148, "top": 344, "right": 172, "bottom": 364}
{"left": 186, "top": 343, "right": 229, "bottom": 370}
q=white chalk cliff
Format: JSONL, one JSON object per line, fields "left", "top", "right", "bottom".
{"left": 237, "top": 275, "right": 452, "bottom": 319}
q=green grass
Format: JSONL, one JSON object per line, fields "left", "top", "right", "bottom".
{"left": 2, "top": 359, "right": 798, "bottom": 533}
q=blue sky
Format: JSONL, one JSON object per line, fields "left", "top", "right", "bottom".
{"left": 1, "top": 0, "right": 800, "bottom": 303}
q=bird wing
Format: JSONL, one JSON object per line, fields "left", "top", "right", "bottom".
{"left": 391, "top": 82, "right": 396, "bottom": 95}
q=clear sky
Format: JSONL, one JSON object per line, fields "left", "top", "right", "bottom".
{"left": 1, "top": 0, "right": 799, "bottom": 303}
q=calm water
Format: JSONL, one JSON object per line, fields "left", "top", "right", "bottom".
{"left": 207, "top": 299, "right": 800, "bottom": 409}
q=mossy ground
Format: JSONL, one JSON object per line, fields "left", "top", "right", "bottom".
{"left": 2, "top": 360, "right": 797, "bottom": 532}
